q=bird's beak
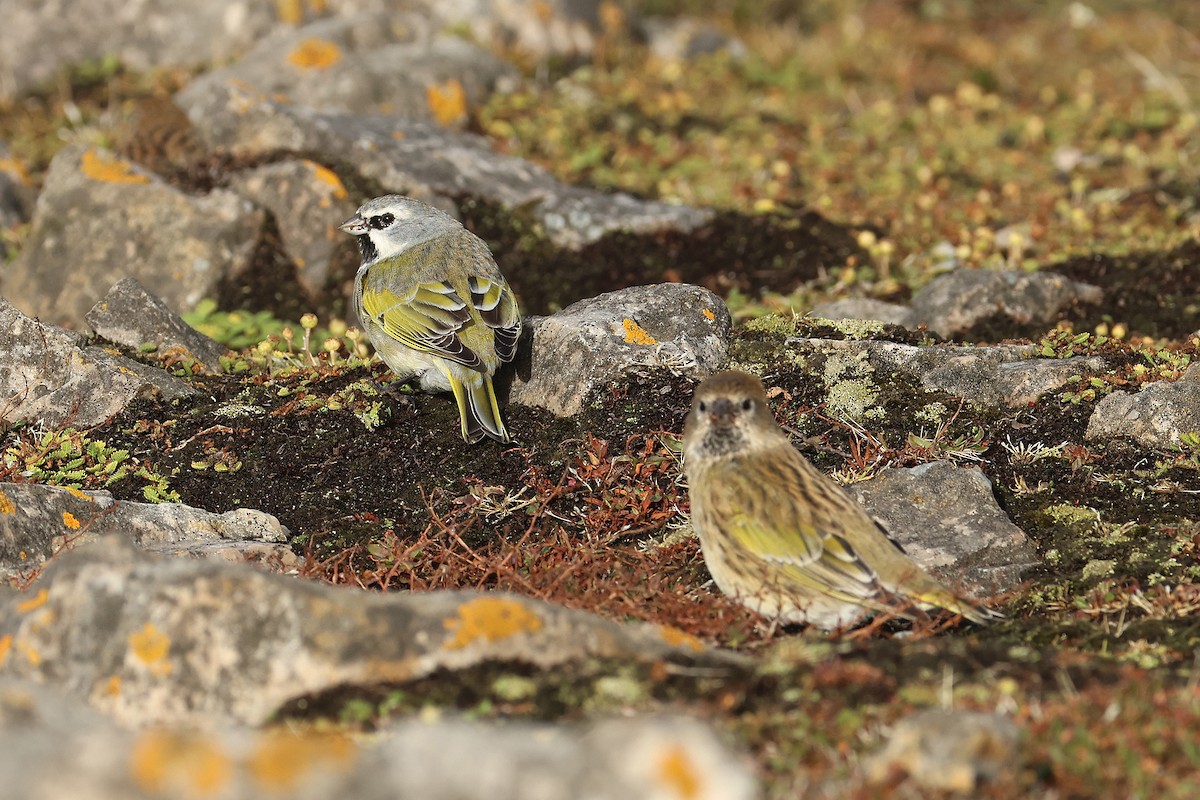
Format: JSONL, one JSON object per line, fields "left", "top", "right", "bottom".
{"left": 708, "top": 398, "right": 735, "bottom": 425}
{"left": 339, "top": 214, "right": 367, "bottom": 235}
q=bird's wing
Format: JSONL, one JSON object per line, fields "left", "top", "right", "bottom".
{"left": 720, "top": 458, "right": 883, "bottom": 603}
{"left": 361, "top": 279, "right": 480, "bottom": 368}
{"left": 467, "top": 275, "right": 522, "bottom": 363}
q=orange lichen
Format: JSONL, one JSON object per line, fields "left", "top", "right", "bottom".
{"left": 623, "top": 318, "right": 658, "bottom": 345}
{"left": 0, "top": 491, "right": 13, "bottom": 514}
{"left": 248, "top": 730, "right": 357, "bottom": 791}
{"left": 426, "top": 79, "right": 468, "bottom": 126}
{"left": 17, "top": 588, "right": 48, "bottom": 613}
{"left": 659, "top": 625, "right": 705, "bottom": 653}
{"left": 130, "top": 623, "right": 172, "bottom": 675}
{"left": 103, "top": 675, "right": 122, "bottom": 697}
{"left": 308, "top": 162, "right": 347, "bottom": 199}
{"left": 442, "top": 597, "right": 543, "bottom": 650}
{"left": 81, "top": 148, "right": 151, "bottom": 185}
{"left": 702, "top": 308, "right": 716, "bottom": 321}
{"left": 62, "top": 511, "right": 81, "bottom": 530}
{"left": 0, "top": 635, "right": 11, "bottom": 666}
{"left": 130, "top": 729, "right": 232, "bottom": 798}
{"left": 286, "top": 38, "right": 342, "bottom": 70}
{"left": 656, "top": 744, "right": 702, "bottom": 799}
{"left": 64, "top": 487, "right": 93, "bottom": 501}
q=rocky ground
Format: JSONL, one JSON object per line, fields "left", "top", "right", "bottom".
{"left": 2, "top": 1, "right": 1200, "bottom": 797}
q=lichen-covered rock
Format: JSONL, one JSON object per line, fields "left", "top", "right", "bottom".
{"left": 0, "top": 537, "right": 744, "bottom": 727}
{"left": 86, "top": 278, "right": 229, "bottom": 375}
{"left": 865, "top": 709, "right": 1021, "bottom": 792}
{"left": 181, "top": 13, "right": 514, "bottom": 124}
{"left": 5, "top": 144, "right": 264, "bottom": 327}
{"left": 851, "top": 462, "right": 1038, "bottom": 599}
{"left": 908, "top": 269, "right": 1102, "bottom": 339}
{"left": 0, "top": 677, "right": 756, "bottom": 800}
{"left": 511, "top": 284, "right": 732, "bottom": 417}
{"left": 0, "top": 297, "right": 194, "bottom": 429}
{"left": 175, "top": 81, "right": 712, "bottom": 250}
{"left": 809, "top": 299, "right": 915, "bottom": 328}
{"left": 0, "top": 483, "right": 291, "bottom": 579}
{"left": 226, "top": 159, "right": 359, "bottom": 297}
{"left": 1085, "top": 381, "right": 1200, "bottom": 448}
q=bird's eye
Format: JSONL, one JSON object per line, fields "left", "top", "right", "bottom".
{"left": 368, "top": 213, "right": 395, "bottom": 230}
{"left": 697, "top": 400, "right": 708, "bottom": 413}
{"left": 741, "top": 399, "right": 754, "bottom": 412}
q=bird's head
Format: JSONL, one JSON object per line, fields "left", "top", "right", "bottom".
{"left": 683, "top": 370, "right": 780, "bottom": 459}
{"left": 339, "top": 195, "right": 459, "bottom": 267}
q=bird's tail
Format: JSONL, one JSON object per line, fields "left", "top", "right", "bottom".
{"left": 909, "top": 583, "right": 1005, "bottom": 624}
{"left": 448, "top": 372, "right": 510, "bottom": 443}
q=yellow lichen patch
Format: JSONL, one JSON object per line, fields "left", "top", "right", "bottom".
{"left": 426, "top": 79, "right": 468, "bottom": 126}
{"left": 15, "top": 639, "right": 41, "bottom": 666}
{"left": 0, "top": 491, "right": 13, "bottom": 514}
{"left": 248, "top": 729, "right": 357, "bottom": 792}
{"left": 307, "top": 161, "right": 347, "bottom": 199}
{"left": 658, "top": 625, "right": 704, "bottom": 653}
{"left": 63, "top": 486, "right": 94, "bottom": 501}
{"left": 130, "top": 728, "right": 232, "bottom": 799}
{"left": 442, "top": 597, "right": 543, "bottom": 650}
{"left": 129, "top": 623, "right": 173, "bottom": 675}
{"left": 286, "top": 37, "right": 342, "bottom": 70}
{"left": 656, "top": 744, "right": 702, "bottom": 799}
{"left": 81, "top": 148, "right": 151, "bottom": 185}
{"left": 62, "top": 511, "right": 81, "bottom": 530}
{"left": 702, "top": 308, "right": 716, "bottom": 321}
{"left": 623, "top": 318, "right": 658, "bottom": 345}
{"left": 17, "top": 588, "right": 48, "bottom": 613}
{"left": 103, "top": 674, "right": 122, "bottom": 697}
{"left": 0, "top": 634, "right": 11, "bottom": 666}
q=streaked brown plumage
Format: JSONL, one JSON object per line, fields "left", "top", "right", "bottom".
{"left": 683, "top": 370, "right": 1001, "bottom": 629}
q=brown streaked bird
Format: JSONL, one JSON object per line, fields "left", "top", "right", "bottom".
{"left": 682, "top": 370, "right": 1001, "bottom": 629}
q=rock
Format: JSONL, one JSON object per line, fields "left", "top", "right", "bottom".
{"left": 86, "top": 278, "right": 229, "bottom": 375}
{"left": 181, "top": 13, "right": 515, "bottom": 124}
{"left": 809, "top": 299, "right": 915, "bottom": 328}
{"left": 851, "top": 462, "right": 1038, "bottom": 598}
{"left": 0, "top": 537, "right": 744, "bottom": 727}
{"left": 641, "top": 16, "right": 748, "bottom": 61}
{"left": 0, "top": 483, "right": 292, "bottom": 580}
{"left": 4, "top": 144, "right": 265, "bottom": 328}
{"left": 0, "top": 0, "right": 283, "bottom": 102}
{"left": 1085, "top": 381, "right": 1200, "bottom": 448}
{"left": 865, "top": 709, "right": 1021, "bottom": 792}
{"left": 0, "top": 677, "right": 756, "bottom": 800}
{"left": 226, "top": 159, "right": 359, "bottom": 296}
{"left": 436, "top": 0, "right": 625, "bottom": 59}
{"left": 175, "top": 81, "right": 713, "bottom": 250}
{"left": 909, "top": 269, "right": 1102, "bottom": 339}
{"left": 511, "top": 284, "right": 731, "bottom": 417}
{"left": 750, "top": 332, "right": 1108, "bottom": 410}
{"left": 0, "top": 297, "right": 194, "bottom": 429}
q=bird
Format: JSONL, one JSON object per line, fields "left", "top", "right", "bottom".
{"left": 682, "top": 370, "right": 1001, "bottom": 629}
{"left": 339, "top": 195, "right": 522, "bottom": 443}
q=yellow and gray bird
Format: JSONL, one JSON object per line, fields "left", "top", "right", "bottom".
{"left": 340, "top": 195, "right": 522, "bottom": 443}
{"left": 683, "top": 370, "right": 1001, "bottom": 629}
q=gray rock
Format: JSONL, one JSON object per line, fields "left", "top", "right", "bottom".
{"left": 909, "top": 269, "right": 1102, "bottom": 338}
{"left": 865, "top": 709, "right": 1021, "bottom": 792}
{"left": 1085, "top": 380, "right": 1200, "bottom": 448}
{"left": 0, "top": 0, "right": 282, "bottom": 102}
{"left": 182, "top": 13, "right": 515, "bottom": 123}
{"left": 175, "top": 81, "right": 713, "bottom": 250}
{"left": 4, "top": 144, "right": 265, "bottom": 328}
{"left": 511, "top": 284, "right": 731, "bottom": 416}
{"left": 0, "top": 677, "right": 756, "bottom": 800}
{"left": 0, "top": 483, "right": 291, "bottom": 579}
{"left": 86, "top": 278, "right": 229, "bottom": 375}
{"left": 641, "top": 16, "right": 748, "bottom": 61}
{"left": 778, "top": 336, "right": 1108, "bottom": 410}
{"left": 434, "top": 0, "right": 620, "bottom": 59}
{"left": 227, "top": 159, "right": 359, "bottom": 296}
{"left": 0, "top": 297, "right": 194, "bottom": 429}
{"left": 851, "top": 462, "right": 1038, "bottom": 599}
{"left": 809, "top": 298, "right": 915, "bottom": 328}
{"left": 0, "top": 537, "right": 744, "bottom": 727}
